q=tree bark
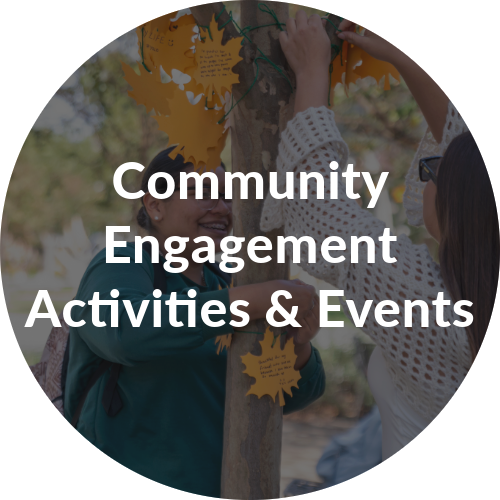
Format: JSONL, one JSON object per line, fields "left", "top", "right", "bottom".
{"left": 190, "top": 4, "right": 342, "bottom": 498}
{"left": 221, "top": 1, "right": 293, "bottom": 497}
{"left": 192, "top": 1, "right": 292, "bottom": 498}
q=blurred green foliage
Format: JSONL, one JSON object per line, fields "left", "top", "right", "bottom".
{"left": 4, "top": 3, "right": 438, "bottom": 418}
{"left": 3, "top": 4, "right": 435, "bottom": 260}
{"left": 4, "top": 51, "right": 167, "bottom": 253}
{"left": 314, "top": 340, "right": 376, "bottom": 418}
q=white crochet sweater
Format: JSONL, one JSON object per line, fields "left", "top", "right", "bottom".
{"left": 260, "top": 103, "right": 470, "bottom": 421}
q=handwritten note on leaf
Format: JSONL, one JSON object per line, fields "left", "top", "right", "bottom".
{"left": 137, "top": 19, "right": 196, "bottom": 76}
{"left": 190, "top": 15, "right": 243, "bottom": 101}
{"left": 241, "top": 328, "right": 301, "bottom": 406}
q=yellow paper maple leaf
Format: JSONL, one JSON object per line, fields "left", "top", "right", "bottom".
{"left": 155, "top": 23, "right": 197, "bottom": 76}
{"left": 136, "top": 16, "right": 171, "bottom": 73}
{"left": 137, "top": 19, "right": 196, "bottom": 77}
{"left": 241, "top": 328, "right": 301, "bottom": 406}
{"left": 203, "top": 128, "right": 229, "bottom": 172}
{"left": 348, "top": 44, "right": 400, "bottom": 91}
{"left": 169, "top": 12, "right": 197, "bottom": 30}
{"left": 215, "top": 334, "right": 232, "bottom": 354}
{"left": 190, "top": 14, "right": 243, "bottom": 101}
{"left": 330, "top": 39, "right": 400, "bottom": 96}
{"left": 154, "top": 88, "right": 226, "bottom": 167}
{"left": 214, "top": 283, "right": 233, "bottom": 354}
{"left": 143, "top": 14, "right": 171, "bottom": 35}
{"left": 121, "top": 62, "right": 175, "bottom": 115}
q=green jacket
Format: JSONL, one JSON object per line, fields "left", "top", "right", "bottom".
{"left": 64, "top": 243, "right": 325, "bottom": 497}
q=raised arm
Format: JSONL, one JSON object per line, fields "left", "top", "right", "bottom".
{"left": 261, "top": 12, "right": 472, "bottom": 420}
{"left": 337, "top": 20, "right": 449, "bottom": 143}
{"left": 280, "top": 11, "right": 331, "bottom": 115}
{"left": 75, "top": 245, "right": 318, "bottom": 367}
{"left": 335, "top": 21, "right": 468, "bottom": 226}
{"left": 280, "top": 13, "right": 467, "bottom": 230}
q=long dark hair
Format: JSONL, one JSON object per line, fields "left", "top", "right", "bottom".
{"left": 436, "top": 131, "right": 499, "bottom": 359}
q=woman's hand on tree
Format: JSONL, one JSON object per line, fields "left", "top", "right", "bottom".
{"left": 280, "top": 10, "right": 331, "bottom": 81}
{"left": 286, "top": 289, "right": 320, "bottom": 345}
{"left": 337, "top": 20, "right": 405, "bottom": 66}
{"left": 284, "top": 280, "right": 319, "bottom": 370}
{"left": 338, "top": 20, "right": 449, "bottom": 142}
{"left": 268, "top": 279, "right": 316, "bottom": 323}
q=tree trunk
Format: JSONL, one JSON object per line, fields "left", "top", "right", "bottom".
{"left": 191, "top": 1, "right": 292, "bottom": 498}
{"left": 220, "top": 1, "right": 291, "bottom": 495}
{"left": 190, "top": 4, "right": 342, "bottom": 498}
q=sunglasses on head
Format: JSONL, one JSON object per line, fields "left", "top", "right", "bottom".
{"left": 419, "top": 156, "right": 442, "bottom": 185}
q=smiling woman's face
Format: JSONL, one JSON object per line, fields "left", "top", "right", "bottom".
{"left": 144, "top": 165, "right": 232, "bottom": 256}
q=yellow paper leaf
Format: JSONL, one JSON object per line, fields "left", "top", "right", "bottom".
{"left": 142, "top": 14, "right": 171, "bottom": 35}
{"left": 121, "top": 62, "right": 175, "bottom": 115}
{"left": 182, "top": 103, "right": 229, "bottom": 171}
{"left": 214, "top": 281, "right": 233, "bottom": 355}
{"left": 215, "top": 334, "right": 232, "bottom": 354}
{"left": 330, "top": 37, "right": 400, "bottom": 95}
{"left": 241, "top": 328, "right": 301, "bottom": 406}
{"left": 136, "top": 17, "right": 171, "bottom": 73}
{"left": 190, "top": 14, "right": 243, "bottom": 101}
{"left": 349, "top": 45, "right": 400, "bottom": 90}
{"left": 203, "top": 128, "right": 229, "bottom": 172}
{"left": 154, "top": 88, "right": 226, "bottom": 167}
{"left": 183, "top": 65, "right": 206, "bottom": 98}
{"left": 154, "top": 23, "right": 197, "bottom": 76}
{"left": 136, "top": 19, "right": 196, "bottom": 76}
{"left": 153, "top": 89, "right": 224, "bottom": 166}
{"left": 169, "top": 12, "right": 197, "bottom": 30}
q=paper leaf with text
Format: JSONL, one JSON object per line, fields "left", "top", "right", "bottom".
{"left": 136, "top": 13, "right": 196, "bottom": 76}
{"left": 123, "top": 10, "right": 237, "bottom": 170}
{"left": 241, "top": 328, "right": 301, "bottom": 407}
{"left": 189, "top": 14, "right": 243, "bottom": 101}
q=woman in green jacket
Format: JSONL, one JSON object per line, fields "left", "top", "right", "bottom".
{"left": 64, "top": 148, "right": 326, "bottom": 497}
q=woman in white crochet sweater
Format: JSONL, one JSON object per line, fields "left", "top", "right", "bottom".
{"left": 260, "top": 12, "right": 499, "bottom": 459}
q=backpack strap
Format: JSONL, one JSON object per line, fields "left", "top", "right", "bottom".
{"left": 142, "top": 241, "right": 168, "bottom": 293}
{"left": 62, "top": 329, "right": 122, "bottom": 426}
{"left": 71, "top": 242, "right": 168, "bottom": 428}
{"left": 101, "top": 363, "right": 123, "bottom": 417}
{"left": 71, "top": 359, "right": 113, "bottom": 427}
{"left": 71, "top": 243, "right": 229, "bottom": 427}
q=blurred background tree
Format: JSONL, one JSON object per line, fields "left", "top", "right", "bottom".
{"left": 2, "top": 2, "right": 436, "bottom": 418}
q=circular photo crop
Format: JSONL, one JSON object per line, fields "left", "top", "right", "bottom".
{"left": 2, "top": 2, "right": 498, "bottom": 498}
